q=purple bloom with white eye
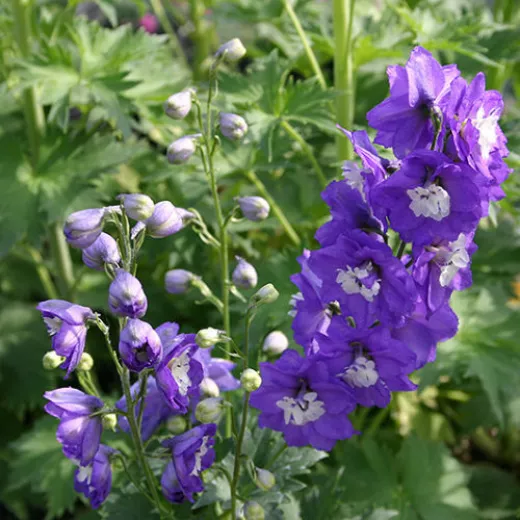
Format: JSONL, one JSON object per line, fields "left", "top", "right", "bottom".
{"left": 116, "top": 377, "right": 175, "bottom": 441}
{"left": 82, "top": 233, "right": 121, "bottom": 271}
{"left": 250, "top": 349, "right": 357, "bottom": 451}
{"left": 155, "top": 327, "right": 204, "bottom": 413}
{"left": 193, "top": 346, "right": 240, "bottom": 392}
{"left": 37, "top": 300, "right": 95, "bottom": 377}
{"left": 108, "top": 269, "right": 148, "bottom": 318}
{"left": 44, "top": 387, "right": 103, "bottom": 466}
{"left": 161, "top": 423, "right": 217, "bottom": 503}
{"left": 412, "top": 233, "right": 477, "bottom": 314}
{"left": 64, "top": 208, "right": 106, "bottom": 249}
{"left": 145, "top": 201, "right": 183, "bottom": 238}
{"left": 367, "top": 46, "right": 459, "bottom": 158}
{"left": 119, "top": 319, "right": 163, "bottom": 372}
{"left": 74, "top": 445, "right": 114, "bottom": 509}
{"left": 315, "top": 318, "right": 417, "bottom": 408}
{"left": 308, "top": 231, "right": 417, "bottom": 328}
{"left": 372, "top": 150, "right": 487, "bottom": 247}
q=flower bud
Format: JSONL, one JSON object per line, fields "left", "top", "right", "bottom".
{"left": 167, "top": 134, "right": 201, "bottom": 164}
{"left": 64, "top": 208, "right": 105, "bottom": 249}
{"left": 262, "top": 331, "right": 288, "bottom": 356}
{"left": 119, "top": 319, "right": 163, "bottom": 372}
{"left": 250, "top": 284, "right": 279, "bottom": 307}
{"left": 102, "top": 413, "right": 118, "bottom": 432}
{"left": 108, "top": 269, "right": 148, "bottom": 318}
{"left": 118, "top": 193, "right": 155, "bottom": 221}
{"left": 243, "top": 501, "right": 265, "bottom": 520}
{"left": 165, "top": 269, "right": 197, "bottom": 294}
{"left": 255, "top": 468, "right": 275, "bottom": 491}
{"left": 145, "top": 201, "right": 183, "bottom": 238}
{"left": 240, "top": 368, "right": 262, "bottom": 392}
{"left": 167, "top": 415, "right": 187, "bottom": 434}
{"left": 219, "top": 113, "right": 248, "bottom": 141}
{"left": 237, "top": 196, "right": 270, "bottom": 222}
{"left": 215, "top": 38, "right": 246, "bottom": 62}
{"left": 200, "top": 377, "right": 220, "bottom": 397}
{"left": 82, "top": 232, "right": 121, "bottom": 271}
{"left": 196, "top": 327, "right": 228, "bottom": 349}
{"left": 164, "top": 90, "right": 192, "bottom": 120}
{"left": 232, "top": 257, "right": 258, "bottom": 290}
{"left": 195, "top": 397, "right": 223, "bottom": 423}
{"left": 77, "top": 352, "right": 94, "bottom": 371}
{"left": 42, "top": 351, "right": 65, "bottom": 370}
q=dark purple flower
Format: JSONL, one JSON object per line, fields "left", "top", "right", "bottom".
{"left": 74, "top": 445, "right": 114, "bottom": 509}
{"left": 367, "top": 46, "right": 459, "bottom": 158}
{"left": 308, "top": 231, "right": 417, "bottom": 327}
{"left": 37, "top": 300, "right": 95, "bottom": 377}
{"left": 119, "top": 319, "right": 163, "bottom": 372}
{"left": 372, "top": 150, "right": 487, "bottom": 246}
{"left": 108, "top": 269, "right": 148, "bottom": 318}
{"left": 161, "top": 423, "right": 217, "bottom": 503}
{"left": 44, "top": 387, "right": 103, "bottom": 465}
{"left": 145, "top": 201, "right": 184, "bottom": 238}
{"left": 64, "top": 208, "right": 106, "bottom": 249}
{"left": 250, "top": 349, "right": 357, "bottom": 451}
{"left": 82, "top": 232, "right": 121, "bottom": 271}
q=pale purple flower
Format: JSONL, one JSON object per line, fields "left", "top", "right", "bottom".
{"left": 82, "top": 232, "right": 121, "bottom": 271}
{"left": 64, "top": 209, "right": 105, "bottom": 249}
{"left": 119, "top": 319, "right": 163, "bottom": 372}
{"left": 108, "top": 269, "right": 148, "bottom": 318}
{"left": 145, "top": 201, "right": 183, "bottom": 238}
{"left": 232, "top": 257, "right": 258, "bottom": 289}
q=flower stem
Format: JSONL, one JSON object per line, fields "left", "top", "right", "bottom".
{"left": 49, "top": 223, "right": 75, "bottom": 300}
{"left": 282, "top": 0, "right": 326, "bottom": 89}
{"left": 243, "top": 170, "right": 301, "bottom": 247}
{"left": 24, "top": 245, "right": 59, "bottom": 299}
{"left": 334, "top": 0, "right": 356, "bottom": 162}
{"left": 280, "top": 120, "right": 327, "bottom": 188}
{"left": 189, "top": 0, "right": 210, "bottom": 80}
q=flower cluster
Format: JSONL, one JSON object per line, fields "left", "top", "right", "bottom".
{"left": 251, "top": 46, "right": 510, "bottom": 451}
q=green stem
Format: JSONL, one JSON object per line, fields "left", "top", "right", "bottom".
{"left": 280, "top": 120, "right": 327, "bottom": 188}
{"left": 334, "top": 0, "right": 356, "bottom": 162}
{"left": 49, "top": 223, "right": 75, "bottom": 299}
{"left": 243, "top": 170, "right": 301, "bottom": 247}
{"left": 24, "top": 245, "right": 59, "bottom": 299}
{"left": 395, "top": 240, "right": 406, "bottom": 259}
{"left": 189, "top": 0, "right": 209, "bottom": 80}
{"left": 283, "top": 0, "right": 326, "bottom": 89}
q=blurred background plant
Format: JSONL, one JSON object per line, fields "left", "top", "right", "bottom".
{"left": 0, "top": 0, "right": 520, "bottom": 518}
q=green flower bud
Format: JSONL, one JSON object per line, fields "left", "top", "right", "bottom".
{"left": 42, "top": 351, "right": 65, "bottom": 370}
{"left": 215, "top": 38, "right": 246, "bottom": 62}
{"left": 196, "top": 327, "right": 229, "bottom": 349}
{"left": 243, "top": 501, "right": 265, "bottom": 520}
{"left": 167, "top": 415, "right": 187, "bottom": 434}
{"left": 255, "top": 468, "right": 275, "bottom": 491}
{"left": 240, "top": 368, "right": 262, "bottom": 392}
{"left": 200, "top": 377, "right": 220, "bottom": 397}
{"left": 77, "top": 352, "right": 94, "bottom": 371}
{"left": 195, "top": 397, "right": 223, "bottom": 424}
{"left": 250, "top": 284, "right": 279, "bottom": 307}
{"left": 102, "top": 413, "right": 118, "bottom": 431}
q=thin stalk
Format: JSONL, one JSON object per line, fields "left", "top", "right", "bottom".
{"left": 281, "top": 120, "right": 327, "bottom": 188}
{"left": 283, "top": 0, "right": 326, "bottom": 89}
{"left": 334, "top": 0, "right": 356, "bottom": 162}
{"left": 24, "top": 245, "right": 59, "bottom": 299}
{"left": 396, "top": 240, "right": 406, "bottom": 259}
{"left": 189, "top": 0, "right": 209, "bottom": 80}
{"left": 49, "top": 223, "right": 75, "bottom": 299}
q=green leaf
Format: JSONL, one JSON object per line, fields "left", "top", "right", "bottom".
{"left": 100, "top": 488, "right": 161, "bottom": 520}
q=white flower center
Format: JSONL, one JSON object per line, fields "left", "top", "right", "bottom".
{"left": 407, "top": 185, "right": 450, "bottom": 221}
{"left": 474, "top": 106, "right": 499, "bottom": 160}
{"left": 342, "top": 356, "right": 379, "bottom": 388}
{"left": 168, "top": 351, "right": 192, "bottom": 396}
{"left": 43, "top": 317, "right": 62, "bottom": 336}
{"left": 336, "top": 262, "right": 381, "bottom": 302}
{"left": 76, "top": 465, "right": 92, "bottom": 484}
{"left": 288, "top": 292, "right": 303, "bottom": 317}
{"left": 276, "top": 391, "right": 326, "bottom": 426}
{"left": 436, "top": 233, "right": 470, "bottom": 287}
{"left": 190, "top": 436, "right": 209, "bottom": 476}
{"left": 342, "top": 161, "right": 365, "bottom": 195}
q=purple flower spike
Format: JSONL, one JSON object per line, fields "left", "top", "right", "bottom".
{"left": 161, "top": 423, "right": 217, "bottom": 503}
{"left": 74, "top": 445, "right": 114, "bottom": 509}
{"left": 37, "top": 300, "right": 95, "bottom": 377}
{"left": 108, "top": 269, "right": 148, "bottom": 318}
{"left": 251, "top": 350, "right": 357, "bottom": 451}
{"left": 44, "top": 387, "right": 103, "bottom": 465}
{"left": 119, "top": 319, "right": 163, "bottom": 372}
{"left": 82, "top": 232, "right": 121, "bottom": 271}
{"left": 64, "top": 208, "right": 106, "bottom": 249}
{"left": 145, "top": 201, "right": 184, "bottom": 238}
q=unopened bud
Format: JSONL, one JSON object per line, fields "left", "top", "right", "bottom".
{"left": 43, "top": 351, "right": 65, "bottom": 370}
{"left": 200, "top": 377, "right": 220, "bottom": 397}
{"left": 165, "top": 269, "right": 197, "bottom": 294}
{"left": 240, "top": 368, "right": 262, "bottom": 392}
{"left": 255, "top": 468, "right": 275, "bottom": 491}
{"left": 118, "top": 194, "right": 155, "bottom": 221}
{"left": 77, "top": 352, "right": 94, "bottom": 371}
{"left": 243, "top": 501, "right": 265, "bottom": 520}
{"left": 64, "top": 208, "right": 106, "bottom": 249}
{"left": 196, "top": 327, "right": 228, "bottom": 349}
{"left": 215, "top": 38, "right": 246, "bottom": 62}
{"left": 250, "top": 284, "right": 279, "bottom": 307}
{"left": 262, "top": 331, "right": 288, "bottom": 356}
{"left": 164, "top": 90, "right": 192, "bottom": 120}
{"left": 167, "top": 134, "right": 201, "bottom": 164}
{"left": 195, "top": 397, "right": 223, "bottom": 424}
{"left": 167, "top": 415, "right": 187, "bottom": 434}
{"left": 219, "top": 113, "right": 248, "bottom": 141}
{"left": 145, "top": 201, "right": 184, "bottom": 239}
{"left": 237, "top": 196, "right": 270, "bottom": 222}
{"left": 102, "top": 413, "right": 118, "bottom": 431}
{"left": 232, "top": 257, "right": 258, "bottom": 290}
{"left": 82, "top": 232, "right": 121, "bottom": 271}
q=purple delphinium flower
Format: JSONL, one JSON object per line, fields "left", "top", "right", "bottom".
{"left": 37, "top": 300, "right": 95, "bottom": 377}
{"left": 119, "top": 319, "right": 163, "bottom": 372}
{"left": 308, "top": 231, "right": 417, "bottom": 328}
{"left": 74, "top": 445, "right": 114, "bottom": 509}
{"left": 372, "top": 150, "right": 487, "bottom": 247}
{"left": 44, "top": 387, "right": 103, "bottom": 465}
{"left": 82, "top": 232, "right": 121, "bottom": 271}
{"left": 315, "top": 318, "right": 417, "bottom": 408}
{"left": 64, "top": 208, "right": 106, "bottom": 249}
{"left": 145, "top": 201, "right": 184, "bottom": 238}
{"left": 161, "top": 423, "right": 217, "bottom": 503}
{"left": 108, "top": 269, "right": 148, "bottom": 318}
{"left": 250, "top": 349, "right": 357, "bottom": 451}
{"left": 367, "top": 46, "right": 459, "bottom": 158}
{"left": 193, "top": 346, "right": 240, "bottom": 392}
{"left": 116, "top": 377, "right": 175, "bottom": 441}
